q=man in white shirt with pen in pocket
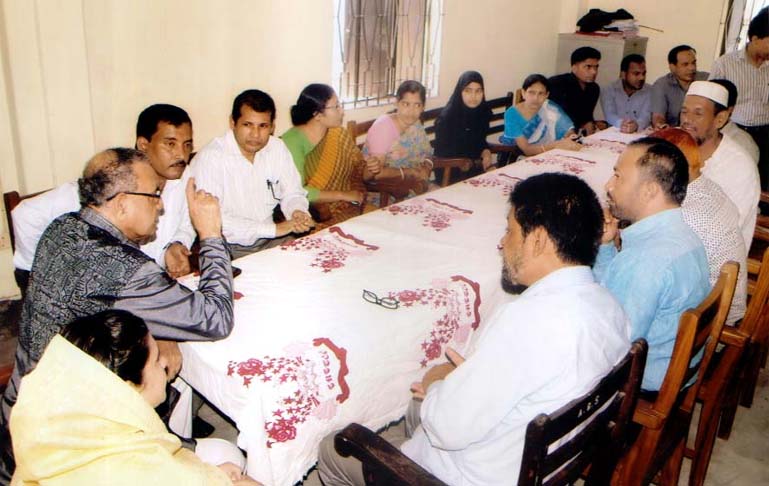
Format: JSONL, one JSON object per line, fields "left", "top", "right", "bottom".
{"left": 184, "top": 89, "right": 313, "bottom": 260}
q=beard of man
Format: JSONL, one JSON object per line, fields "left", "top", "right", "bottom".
{"left": 501, "top": 258, "right": 528, "bottom": 294}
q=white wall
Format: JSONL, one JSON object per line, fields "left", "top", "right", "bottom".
{"left": 0, "top": 0, "right": 726, "bottom": 298}
{"left": 583, "top": 0, "right": 728, "bottom": 81}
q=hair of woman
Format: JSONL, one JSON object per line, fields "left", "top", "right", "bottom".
{"left": 290, "top": 83, "right": 336, "bottom": 126}
{"left": 60, "top": 309, "right": 150, "bottom": 386}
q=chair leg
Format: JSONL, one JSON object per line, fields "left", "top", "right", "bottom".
{"left": 689, "top": 397, "right": 720, "bottom": 486}
{"left": 717, "top": 395, "right": 738, "bottom": 440}
{"left": 612, "top": 444, "right": 642, "bottom": 486}
{"left": 659, "top": 438, "right": 685, "bottom": 486}
{"left": 739, "top": 351, "right": 762, "bottom": 408}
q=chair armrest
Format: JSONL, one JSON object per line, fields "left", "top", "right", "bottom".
{"left": 632, "top": 399, "right": 666, "bottom": 429}
{"left": 429, "top": 156, "right": 471, "bottom": 170}
{"left": 753, "top": 217, "right": 769, "bottom": 242}
{"left": 487, "top": 142, "right": 520, "bottom": 153}
{"left": 748, "top": 257, "right": 760, "bottom": 275}
{"left": 721, "top": 327, "right": 750, "bottom": 348}
{"left": 365, "top": 174, "right": 423, "bottom": 202}
{"left": 760, "top": 191, "right": 769, "bottom": 205}
{"left": 334, "top": 423, "right": 445, "bottom": 486}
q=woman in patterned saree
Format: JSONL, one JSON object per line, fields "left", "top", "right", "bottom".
{"left": 500, "top": 74, "right": 582, "bottom": 157}
{"left": 282, "top": 84, "right": 382, "bottom": 231}
{"left": 363, "top": 80, "right": 434, "bottom": 198}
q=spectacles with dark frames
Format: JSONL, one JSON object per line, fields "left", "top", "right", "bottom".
{"left": 362, "top": 289, "right": 399, "bottom": 310}
{"left": 106, "top": 190, "right": 162, "bottom": 201}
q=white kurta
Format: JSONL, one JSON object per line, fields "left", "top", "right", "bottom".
{"left": 11, "top": 179, "right": 190, "bottom": 271}
{"left": 400, "top": 266, "right": 631, "bottom": 486}
{"left": 722, "top": 121, "right": 760, "bottom": 162}
{"left": 187, "top": 131, "right": 308, "bottom": 246}
{"left": 701, "top": 132, "right": 760, "bottom": 251}
{"left": 11, "top": 182, "right": 80, "bottom": 271}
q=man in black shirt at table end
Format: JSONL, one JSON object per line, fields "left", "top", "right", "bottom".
{"left": 549, "top": 46, "right": 608, "bottom": 135}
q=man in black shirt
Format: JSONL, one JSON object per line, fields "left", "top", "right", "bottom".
{"left": 549, "top": 46, "right": 608, "bottom": 135}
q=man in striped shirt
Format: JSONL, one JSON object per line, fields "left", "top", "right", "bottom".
{"left": 710, "top": 7, "right": 769, "bottom": 189}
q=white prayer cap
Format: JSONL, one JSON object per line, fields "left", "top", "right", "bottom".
{"left": 686, "top": 81, "right": 729, "bottom": 107}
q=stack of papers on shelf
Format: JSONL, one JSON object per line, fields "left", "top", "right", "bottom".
{"left": 606, "top": 19, "right": 640, "bottom": 37}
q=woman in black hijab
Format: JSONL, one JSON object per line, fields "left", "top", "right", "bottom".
{"left": 434, "top": 71, "right": 494, "bottom": 181}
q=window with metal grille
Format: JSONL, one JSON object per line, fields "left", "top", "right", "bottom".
{"left": 332, "top": 0, "right": 443, "bottom": 109}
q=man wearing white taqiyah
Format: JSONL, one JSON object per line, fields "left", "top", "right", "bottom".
{"left": 317, "top": 173, "right": 631, "bottom": 486}
{"left": 680, "top": 80, "right": 760, "bottom": 251}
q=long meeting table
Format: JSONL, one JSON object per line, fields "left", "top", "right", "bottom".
{"left": 178, "top": 127, "right": 646, "bottom": 485}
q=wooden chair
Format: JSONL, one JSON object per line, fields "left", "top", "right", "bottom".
{"left": 716, "top": 246, "right": 769, "bottom": 441}
{"left": 612, "top": 262, "right": 738, "bottom": 486}
{"left": 483, "top": 89, "right": 523, "bottom": 165}
{"left": 737, "top": 192, "right": 769, "bottom": 406}
{"left": 1, "top": 189, "right": 46, "bottom": 389}
{"left": 683, "top": 258, "right": 758, "bottom": 485}
{"left": 334, "top": 339, "right": 649, "bottom": 486}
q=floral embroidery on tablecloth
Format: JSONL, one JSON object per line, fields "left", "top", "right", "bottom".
{"left": 386, "top": 275, "right": 481, "bottom": 367}
{"left": 581, "top": 137, "right": 627, "bottom": 154}
{"left": 464, "top": 173, "right": 522, "bottom": 196}
{"left": 386, "top": 198, "right": 473, "bottom": 231}
{"left": 525, "top": 153, "right": 597, "bottom": 175}
{"left": 280, "top": 226, "right": 379, "bottom": 273}
{"left": 226, "top": 338, "right": 350, "bottom": 448}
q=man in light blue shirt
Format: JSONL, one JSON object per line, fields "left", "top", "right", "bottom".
{"left": 594, "top": 138, "right": 709, "bottom": 391}
{"left": 601, "top": 54, "right": 652, "bottom": 133}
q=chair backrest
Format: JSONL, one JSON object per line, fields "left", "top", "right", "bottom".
{"left": 654, "top": 261, "right": 739, "bottom": 415}
{"left": 744, "top": 247, "right": 769, "bottom": 345}
{"left": 4, "top": 189, "right": 49, "bottom": 251}
{"left": 484, "top": 91, "right": 514, "bottom": 139}
{"left": 518, "top": 339, "right": 648, "bottom": 486}
{"left": 347, "top": 118, "right": 377, "bottom": 148}
{"left": 514, "top": 87, "right": 524, "bottom": 104}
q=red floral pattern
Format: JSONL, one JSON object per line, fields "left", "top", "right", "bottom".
{"left": 387, "top": 275, "right": 481, "bottom": 367}
{"left": 465, "top": 173, "right": 522, "bottom": 196}
{"left": 281, "top": 226, "right": 379, "bottom": 272}
{"left": 581, "top": 137, "right": 627, "bottom": 154}
{"left": 526, "top": 153, "right": 597, "bottom": 175}
{"left": 227, "top": 338, "right": 350, "bottom": 448}
{"left": 386, "top": 198, "right": 474, "bottom": 231}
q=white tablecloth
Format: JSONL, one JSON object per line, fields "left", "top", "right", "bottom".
{"left": 179, "top": 128, "right": 643, "bottom": 485}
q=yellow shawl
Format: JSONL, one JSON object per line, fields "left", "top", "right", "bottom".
{"left": 10, "top": 335, "right": 231, "bottom": 486}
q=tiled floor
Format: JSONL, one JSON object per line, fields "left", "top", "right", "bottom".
{"left": 3, "top": 299, "right": 768, "bottom": 485}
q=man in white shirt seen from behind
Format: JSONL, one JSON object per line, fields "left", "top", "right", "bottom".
{"left": 187, "top": 89, "right": 313, "bottom": 260}
{"left": 318, "top": 172, "right": 631, "bottom": 486}
{"left": 11, "top": 104, "right": 197, "bottom": 290}
{"left": 680, "top": 80, "right": 760, "bottom": 251}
